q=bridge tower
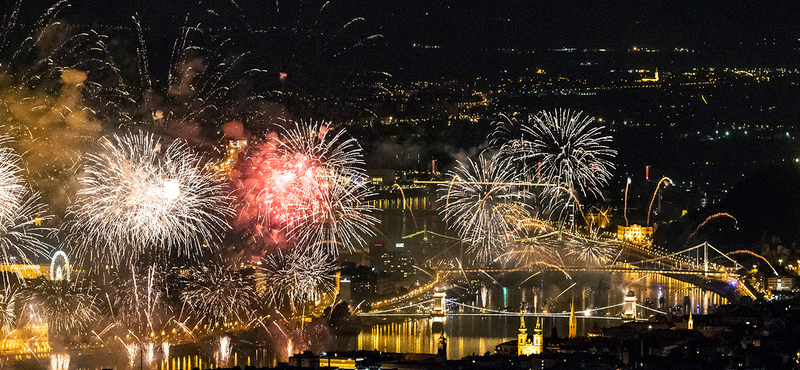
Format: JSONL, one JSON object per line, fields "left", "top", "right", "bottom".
{"left": 623, "top": 290, "right": 637, "bottom": 321}
{"left": 432, "top": 291, "right": 446, "bottom": 316}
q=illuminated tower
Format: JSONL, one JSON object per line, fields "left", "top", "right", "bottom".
{"left": 517, "top": 315, "right": 528, "bottom": 355}
{"left": 568, "top": 300, "right": 577, "bottom": 338}
{"left": 437, "top": 335, "right": 447, "bottom": 360}
{"left": 623, "top": 290, "right": 637, "bottom": 321}
{"left": 687, "top": 311, "right": 694, "bottom": 330}
{"left": 532, "top": 317, "right": 543, "bottom": 355}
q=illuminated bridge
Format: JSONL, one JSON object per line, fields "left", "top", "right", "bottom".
{"left": 362, "top": 240, "right": 756, "bottom": 317}
{"left": 358, "top": 296, "right": 665, "bottom": 321}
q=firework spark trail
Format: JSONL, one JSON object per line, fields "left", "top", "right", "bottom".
{"left": 0, "top": 287, "right": 18, "bottom": 334}
{"left": 181, "top": 262, "right": 258, "bottom": 327}
{"left": 117, "top": 15, "right": 271, "bottom": 128}
{"left": 21, "top": 277, "right": 98, "bottom": 334}
{"left": 115, "top": 265, "right": 173, "bottom": 340}
{"left": 68, "top": 131, "right": 233, "bottom": 268}
{"left": 392, "top": 183, "right": 417, "bottom": 229}
{"left": 248, "top": 0, "right": 387, "bottom": 101}
{"left": 685, "top": 213, "right": 738, "bottom": 246}
{"left": 646, "top": 177, "right": 672, "bottom": 225}
{"left": 216, "top": 336, "right": 232, "bottom": 367}
{"left": 623, "top": 177, "right": 631, "bottom": 226}
{"left": 563, "top": 233, "right": 618, "bottom": 266}
{"left": 0, "top": 136, "right": 54, "bottom": 271}
{"left": 438, "top": 153, "right": 531, "bottom": 264}
{"left": 493, "top": 109, "right": 616, "bottom": 221}
{"left": 237, "top": 121, "right": 378, "bottom": 254}
{"left": 1, "top": 0, "right": 119, "bottom": 89}
{"left": 725, "top": 250, "right": 779, "bottom": 276}
{"left": 120, "top": 339, "right": 139, "bottom": 368}
{"left": 50, "top": 353, "right": 69, "bottom": 370}
{"left": 261, "top": 247, "right": 336, "bottom": 310}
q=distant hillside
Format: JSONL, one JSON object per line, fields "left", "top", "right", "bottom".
{"left": 653, "top": 163, "right": 800, "bottom": 256}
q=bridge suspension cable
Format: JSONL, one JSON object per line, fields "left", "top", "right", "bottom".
{"left": 634, "top": 304, "right": 667, "bottom": 315}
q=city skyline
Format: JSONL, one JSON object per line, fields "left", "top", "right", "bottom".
{"left": 1, "top": 1, "right": 800, "bottom": 369}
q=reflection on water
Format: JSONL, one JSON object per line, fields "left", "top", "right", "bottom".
{"left": 5, "top": 274, "right": 731, "bottom": 366}
{"left": 357, "top": 316, "right": 625, "bottom": 359}
{"left": 354, "top": 272, "right": 728, "bottom": 360}
{"left": 9, "top": 347, "right": 277, "bottom": 370}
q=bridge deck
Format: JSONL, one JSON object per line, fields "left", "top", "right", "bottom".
{"left": 437, "top": 267, "right": 731, "bottom": 277}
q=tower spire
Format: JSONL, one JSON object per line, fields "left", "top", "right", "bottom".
{"left": 532, "top": 316, "right": 543, "bottom": 354}
{"left": 569, "top": 298, "right": 577, "bottom": 338}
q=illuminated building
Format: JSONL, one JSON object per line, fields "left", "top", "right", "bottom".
{"left": 688, "top": 311, "right": 694, "bottom": 330}
{"left": 766, "top": 277, "right": 796, "bottom": 292}
{"left": 0, "top": 264, "right": 48, "bottom": 279}
{"left": 207, "top": 139, "right": 248, "bottom": 178}
{"left": 0, "top": 253, "right": 69, "bottom": 357}
{"left": 431, "top": 290, "right": 447, "bottom": 316}
{"left": 617, "top": 224, "right": 653, "bottom": 245}
{"left": 517, "top": 316, "right": 543, "bottom": 355}
{"left": 640, "top": 69, "right": 660, "bottom": 82}
{"left": 568, "top": 301, "right": 577, "bottom": 338}
{"left": 0, "top": 322, "right": 50, "bottom": 357}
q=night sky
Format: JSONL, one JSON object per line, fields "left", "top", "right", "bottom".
{"left": 16, "top": 0, "right": 800, "bottom": 78}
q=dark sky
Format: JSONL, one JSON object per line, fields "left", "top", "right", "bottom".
{"left": 19, "top": 0, "right": 799, "bottom": 47}
{"left": 10, "top": 0, "right": 800, "bottom": 78}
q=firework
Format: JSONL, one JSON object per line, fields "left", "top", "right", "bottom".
{"left": 493, "top": 109, "right": 616, "bottom": 219}
{"left": 0, "top": 136, "right": 53, "bottom": 267}
{"left": 181, "top": 262, "right": 258, "bottom": 327}
{"left": 236, "top": 121, "right": 377, "bottom": 254}
{"left": 112, "top": 16, "right": 272, "bottom": 129}
{"left": 563, "top": 233, "right": 618, "bottom": 266}
{"left": 685, "top": 213, "right": 738, "bottom": 245}
{"left": 113, "top": 265, "right": 173, "bottom": 338}
{"left": 646, "top": 177, "right": 672, "bottom": 225}
{"left": 50, "top": 353, "right": 69, "bottom": 370}
{"left": 260, "top": 247, "right": 336, "bottom": 309}
{"left": 0, "top": 287, "right": 18, "bottom": 334}
{"left": 215, "top": 335, "right": 232, "bottom": 367}
{"left": 67, "top": 131, "right": 233, "bottom": 268}
{"left": 244, "top": 0, "right": 387, "bottom": 103}
{"left": 438, "top": 153, "right": 531, "bottom": 264}
{"left": 22, "top": 277, "right": 97, "bottom": 334}
{"left": 0, "top": 1, "right": 118, "bottom": 90}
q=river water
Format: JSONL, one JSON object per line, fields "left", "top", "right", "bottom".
{"left": 349, "top": 271, "right": 729, "bottom": 360}
{"left": 8, "top": 271, "right": 728, "bottom": 368}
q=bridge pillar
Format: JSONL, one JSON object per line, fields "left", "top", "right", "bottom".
{"left": 433, "top": 292, "right": 446, "bottom": 315}
{"left": 623, "top": 290, "right": 637, "bottom": 321}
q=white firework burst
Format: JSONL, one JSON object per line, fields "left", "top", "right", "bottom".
{"left": 260, "top": 247, "right": 335, "bottom": 310}
{"left": 494, "top": 109, "right": 616, "bottom": 218}
{"left": 68, "top": 131, "right": 233, "bottom": 268}
{"left": 0, "top": 135, "right": 53, "bottom": 267}
{"left": 438, "top": 153, "right": 531, "bottom": 264}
